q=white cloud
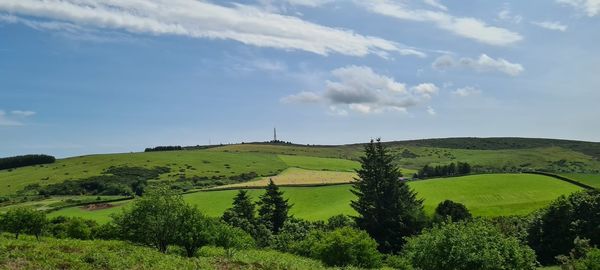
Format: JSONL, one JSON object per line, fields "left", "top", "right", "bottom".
{"left": 497, "top": 4, "right": 523, "bottom": 24}
{"left": 411, "top": 83, "right": 439, "bottom": 98}
{"left": 0, "top": 0, "right": 421, "bottom": 58}
{"left": 453, "top": 86, "right": 482, "bottom": 97}
{"left": 532, "top": 21, "right": 568, "bottom": 32}
{"left": 11, "top": 110, "right": 36, "bottom": 117}
{"left": 557, "top": 0, "right": 600, "bottom": 16}
{"left": 357, "top": 0, "right": 523, "bottom": 46}
{"left": 283, "top": 65, "right": 438, "bottom": 115}
{"left": 423, "top": 0, "right": 447, "bottom": 11}
{"left": 285, "top": 0, "right": 333, "bottom": 7}
{"left": 0, "top": 110, "right": 35, "bottom": 126}
{"left": 281, "top": 91, "right": 322, "bottom": 103}
{"left": 433, "top": 54, "right": 524, "bottom": 76}
{"left": 426, "top": 106, "right": 436, "bottom": 115}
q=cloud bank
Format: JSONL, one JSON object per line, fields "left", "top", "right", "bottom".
{"left": 0, "top": 0, "right": 421, "bottom": 57}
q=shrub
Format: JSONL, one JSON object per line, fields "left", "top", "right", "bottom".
{"left": 295, "top": 227, "right": 382, "bottom": 268}
{"left": 403, "top": 220, "right": 537, "bottom": 270}
{"left": 527, "top": 190, "right": 600, "bottom": 265}
{"left": 434, "top": 200, "right": 472, "bottom": 223}
{"left": 48, "top": 216, "right": 98, "bottom": 240}
{"left": 326, "top": 214, "right": 354, "bottom": 230}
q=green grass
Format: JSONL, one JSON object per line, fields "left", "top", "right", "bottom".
{"left": 0, "top": 234, "right": 332, "bottom": 270}
{"left": 560, "top": 173, "right": 600, "bottom": 189}
{"left": 49, "top": 174, "right": 582, "bottom": 223}
{"left": 277, "top": 154, "right": 359, "bottom": 171}
{"left": 0, "top": 195, "right": 126, "bottom": 212}
{"left": 0, "top": 151, "right": 289, "bottom": 195}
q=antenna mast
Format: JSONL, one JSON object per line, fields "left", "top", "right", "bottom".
{"left": 273, "top": 127, "right": 277, "bottom": 142}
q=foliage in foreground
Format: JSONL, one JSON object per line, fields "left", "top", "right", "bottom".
{"left": 527, "top": 190, "right": 600, "bottom": 265}
{"left": 403, "top": 220, "right": 538, "bottom": 270}
{"left": 0, "top": 234, "right": 333, "bottom": 270}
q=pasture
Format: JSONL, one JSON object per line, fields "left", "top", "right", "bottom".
{"left": 49, "top": 173, "right": 582, "bottom": 222}
{"left": 221, "top": 168, "right": 357, "bottom": 188}
{"left": 560, "top": 173, "right": 600, "bottom": 189}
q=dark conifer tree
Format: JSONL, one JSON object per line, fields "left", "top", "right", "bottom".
{"left": 222, "top": 190, "right": 256, "bottom": 223}
{"left": 351, "top": 138, "right": 426, "bottom": 253}
{"left": 258, "top": 180, "right": 291, "bottom": 233}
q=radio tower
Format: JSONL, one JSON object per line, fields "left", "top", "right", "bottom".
{"left": 273, "top": 127, "right": 277, "bottom": 142}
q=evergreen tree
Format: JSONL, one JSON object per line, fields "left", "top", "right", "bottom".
{"left": 351, "top": 138, "right": 426, "bottom": 253}
{"left": 258, "top": 179, "right": 291, "bottom": 233}
{"left": 222, "top": 190, "right": 256, "bottom": 223}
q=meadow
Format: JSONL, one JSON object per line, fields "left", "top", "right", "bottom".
{"left": 560, "top": 173, "right": 600, "bottom": 189}
{"left": 49, "top": 173, "right": 582, "bottom": 222}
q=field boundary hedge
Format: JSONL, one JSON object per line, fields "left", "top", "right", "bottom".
{"left": 524, "top": 171, "right": 595, "bottom": 190}
{"left": 44, "top": 196, "right": 135, "bottom": 213}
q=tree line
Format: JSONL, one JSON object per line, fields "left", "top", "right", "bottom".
{"left": 21, "top": 166, "right": 169, "bottom": 197}
{"left": 144, "top": 146, "right": 183, "bottom": 152}
{"left": 414, "top": 161, "right": 472, "bottom": 179}
{"left": 0, "top": 154, "right": 55, "bottom": 170}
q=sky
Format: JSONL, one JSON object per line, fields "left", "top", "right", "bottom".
{"left": 1, "top": 0, "right": 599, "bottom": 158}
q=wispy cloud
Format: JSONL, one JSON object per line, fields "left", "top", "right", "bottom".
{"left": 556, "top": 0, "right": 600, "bottom": 16}
{"left": 356, "top": 0, "right": 523, "bottom": 46}
{"left": 452, "top": 86, "right": 482, "bottom": 97}
{"left": 0, "top": 110, "right": 36, "bottom": 126}
{"left": 432, "top": 54, "right": 524, "bottom": 76}
{"left": 282, "top": 65, "right": 438, "bottom": 115}
{"left": 532, "top": 21, "right": 568, "bottom": 32}
{"left": 0, "top": 0, "right": 424, "bottom": 58}
{"left": 423, "top": 0, "right": 447, "bottom": 11}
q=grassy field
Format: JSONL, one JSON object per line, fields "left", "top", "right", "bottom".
{"left": 49, "top": 173, "right": 582, "bottom": 222}
{"left": 221, "top": 168, "right": 357, "bottom": 188}
{"left": 560, "top": 173, "right": 600, "bottom": 189}
{"left": 277, "top": 154, "right": 359, "bottom": 171}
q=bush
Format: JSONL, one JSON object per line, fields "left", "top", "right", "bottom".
{"left": 434, "top": 200, "right": 472, "bottom": 223}
{"left": 527, "top": 190, "right": 600, "bottom": 265}
{"left": 295, "top": 227, "right": 382, "bottom": 268}
{"left": 326, "top": 214, "right": 354, "bottom": 230}
{"left": 403, "top": 220, "right": 537, "bottom": 270}
{"left": 48, "top": 216, "right": 98, "bottom": 240}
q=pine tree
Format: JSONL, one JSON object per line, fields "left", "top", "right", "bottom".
{"left": 258, "top": 179, "right": 291, "bottom": 233}
{"left": 351, "top": 138, "right": 426, "bottom": 253}
{"left": 222, "top": 190, "right": 255, "bottom": 223}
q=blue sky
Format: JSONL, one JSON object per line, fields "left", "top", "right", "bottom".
{"left": 1, "top": 0, "right": 599, "bottom": 157}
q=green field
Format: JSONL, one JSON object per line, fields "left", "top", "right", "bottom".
{"left": 49, "top": 174, "right": 582, "bottom": 223}
{"left": 560, "top": 173, "right": 600, "bottom": 189}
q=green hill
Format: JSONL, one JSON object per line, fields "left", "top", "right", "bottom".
{"left": 1, "top": 137, "right": 598, "bottom": 198}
